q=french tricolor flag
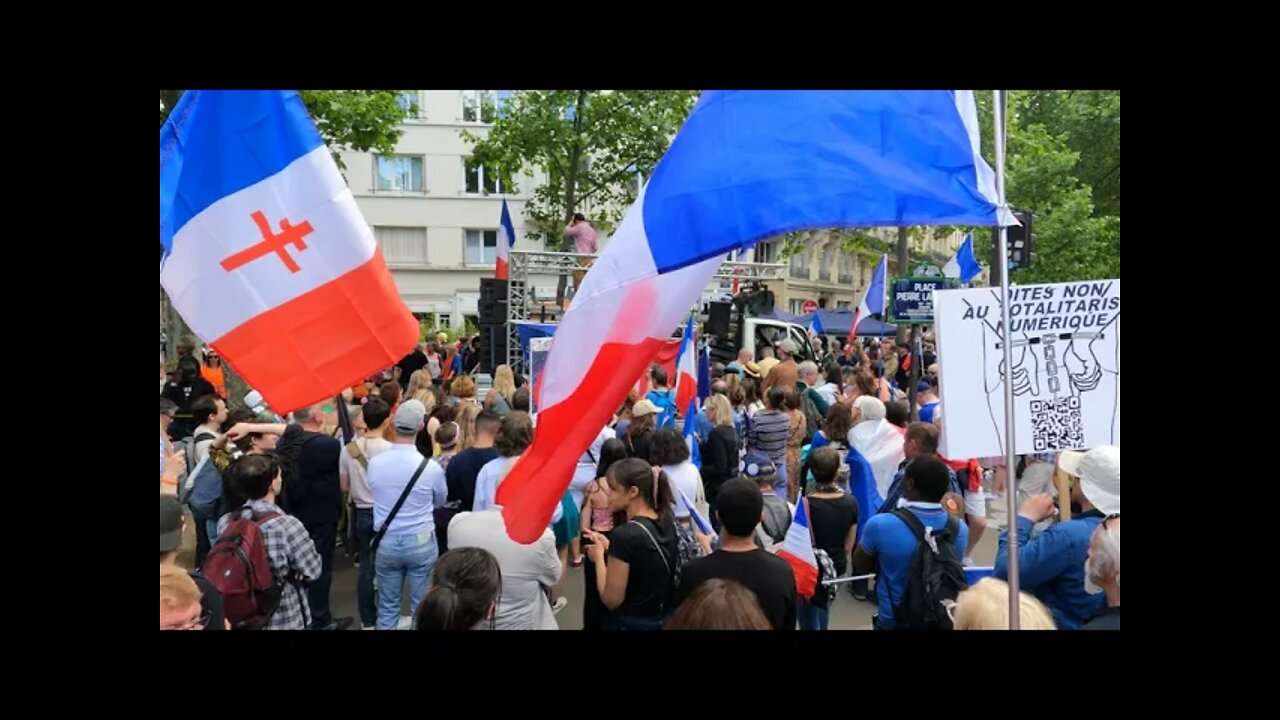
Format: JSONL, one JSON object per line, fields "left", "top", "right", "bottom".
{"left": 674, "top": 316, "right": 699, "bottom": 418}
{"left": 943, "top": 232, "right": 983, "bottom": 285}
{"left": 496, "top": 198, "right": 516, "bottom": 280}
{"left": 846, "top": 254, "right": 888, "bottom": 359}
{"left": 159, "top": 91, "right": 418, "bottom": 413}
{"left": 496, "top": 91, "right": 1012, "bottom": 543}
{"left": 683, "top": 394, "right": 702, "bottom": 470}
{"left": 778, "top": 498, "right": 819, "bottom": 600}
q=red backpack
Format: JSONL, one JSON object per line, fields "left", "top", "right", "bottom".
{"left": 202, "top": 509, "right": 284, "bottom": 630}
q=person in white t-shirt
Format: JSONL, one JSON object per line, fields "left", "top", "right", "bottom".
{"left": 648, "top": 428, "right": 713, "bottom": 557}
{"left": 338, "top": 396, "right": 394, "bottom": 630}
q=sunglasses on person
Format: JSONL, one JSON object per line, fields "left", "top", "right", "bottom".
{"left": 1102, "top": 513, "right": 1119, "bottom": 531}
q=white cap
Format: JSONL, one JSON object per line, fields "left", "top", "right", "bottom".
{"left": 1059, "top": 445, "right": 1120, "bottom": 515}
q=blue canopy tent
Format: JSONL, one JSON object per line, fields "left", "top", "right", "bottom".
{"left": 515, "top": 322, "right": 557, "bottom": 357}
{"left": 808, "top": 308, "right": 897, "bottom": 337}
{"left": 759, "top": 307, "right": 895, "bottom": 336}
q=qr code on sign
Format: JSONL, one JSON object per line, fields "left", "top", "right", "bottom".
{"left": 1030, "top": 397, "right": 1084, "bottom": 451}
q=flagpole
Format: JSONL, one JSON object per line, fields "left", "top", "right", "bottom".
{"left": 993, "top": 89, "right": 1020, "bottom": 630}
{"left": 876, "top": 255, "right": 886, "bottom": 387}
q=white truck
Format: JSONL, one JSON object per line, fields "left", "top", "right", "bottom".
{"left": 702, "top": 281, "right": 818, "bottom": 366}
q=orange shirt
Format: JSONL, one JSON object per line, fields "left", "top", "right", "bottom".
{"left": 201, "top": 365, "right": 227, "bottom": 399}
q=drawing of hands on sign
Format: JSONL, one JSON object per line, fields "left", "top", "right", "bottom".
{"left": 980, "top": 315, "right": 1040, "bottom": 453}
{"left": 1068, "top": 313, "right": 1120, "bottom": 443}
{"left": 1065, "top": 336, "right": 1102, "bottom": 393}
{"left": 982, "top": 320, "right": 1039, "bottom": 398}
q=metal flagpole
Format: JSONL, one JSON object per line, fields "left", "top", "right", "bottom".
{"left": 993, "top": 89, "right": 1020, "bottom": 630}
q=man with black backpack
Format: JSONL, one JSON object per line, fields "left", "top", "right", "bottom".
{"left": 273, "top": 404, "right": 352, "bottom": 631}
{"left": 208, "top": 454, "right": 322, "bottom": 630}
{"left": 854, "top": 455, "right": 969, "bottom": 630}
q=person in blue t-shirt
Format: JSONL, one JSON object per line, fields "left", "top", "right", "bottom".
{"left": 853, "top": 455, "right": 968, "bottom": 630}
{"left": 917, "top": 378, "right": 941, "bottom": 425}
{"left": 644, "top": 365, "right": 680, "bottom": 428}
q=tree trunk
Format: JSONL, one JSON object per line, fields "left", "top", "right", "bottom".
{"left": 555, "top": 90, "right": 590, "bottom": 308}
{"left": 907, "top": 324, "right": 921, "bottom": 421}
{"left": 988, "top": 226, "right": 1006, "bottom": 288}
{"left": 896, "top": 226, "right": 910, "bottom": 344}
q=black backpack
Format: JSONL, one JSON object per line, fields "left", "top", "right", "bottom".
{"left": 886, "top": 509, "right": 968, "bottom": 630}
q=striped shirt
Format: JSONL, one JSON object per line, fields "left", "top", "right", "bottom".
{"left": 747, "top": 409, "right": 791, "bottom": 461}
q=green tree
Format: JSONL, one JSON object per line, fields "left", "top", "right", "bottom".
{"left": 960, "top": 90, "right": 1120, "bottom": 285}
{"left": 463, "top": 90, "right": 698, "bottom": 303}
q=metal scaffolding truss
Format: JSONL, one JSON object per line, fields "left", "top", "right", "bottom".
{"left": 505, "top": 250, "right": 787, "bottom": 372}
{"left": 715, "top": 260, "right": 787, "bottom": 282}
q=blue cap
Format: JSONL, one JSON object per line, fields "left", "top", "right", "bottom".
{"left": 740, "top": 451, "right": 776, "bottom": 478}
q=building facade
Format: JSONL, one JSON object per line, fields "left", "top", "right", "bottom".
{"left": 338, "top": 90, "right": 563, "bottom": 331}
{"left": 767, "top": 228, "right": 980, "bottom": 314}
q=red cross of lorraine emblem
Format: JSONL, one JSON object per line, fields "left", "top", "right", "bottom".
{"left": 220, "top": 211, "right": 315, "bottom": 274}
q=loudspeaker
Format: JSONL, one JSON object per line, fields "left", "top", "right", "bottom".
{"left": 734, "top": 285, "right": 774, "bottom": 316}
{"left": 480, "top": 278, "right": 508, "bottom": 302}
{"left": 478, "top": 323, "right": 509, "bottom": 375}
{"left": 479, "top": 298, "right": 508, "bottom": 325}
{"left": 706, "top": 301, "right": 732, "bottom": 337}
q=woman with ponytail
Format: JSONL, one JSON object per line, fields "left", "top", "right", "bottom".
{"left": 414, "top": 547, "right": 502, "bottom": 631}
{"left": 582, "top": 457, "right": 679, "bottom": 631}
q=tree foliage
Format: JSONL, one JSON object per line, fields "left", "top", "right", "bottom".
{"left": 956, "top": 90, "right": 1120, "bottom": 284}
{"left": 462, "top": 90, "right": 699, "bottom": 246}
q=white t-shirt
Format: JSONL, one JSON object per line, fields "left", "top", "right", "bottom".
{"left": 338, "top": 436, "right": 394, "bottom": 509}
{"left": 447, "top": 509, "right": 561, "bottom": 630}
{"left": 663, "top": 462, "right": 702, "bottom": 519}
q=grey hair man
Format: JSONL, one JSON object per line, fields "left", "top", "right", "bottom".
{"left": 1080, "top": 515, "right": 1120, "bottom": 630}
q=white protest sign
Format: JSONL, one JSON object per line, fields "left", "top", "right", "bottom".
{"left": 934, "top": 279, "right": 1119, "bottom": 459}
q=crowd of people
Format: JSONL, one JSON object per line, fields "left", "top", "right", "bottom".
{"left": 160, "top": 330, "right": 1119, "bottom": 632}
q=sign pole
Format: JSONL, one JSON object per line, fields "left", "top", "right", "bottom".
{"left": 907, "top": 324, "right": 921, "bottom": 421}
{"left": 993, "top": 89, "right": 1021, "bottom": 630}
